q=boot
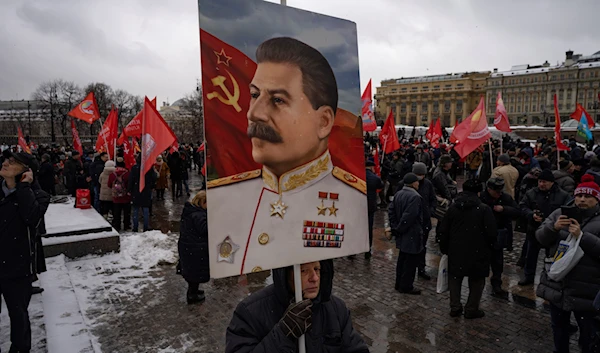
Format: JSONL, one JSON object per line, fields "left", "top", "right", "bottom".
{"left": 491, "top": 286, "right": 509, "bottom": 299}
{"left": 464, "top": 310, "right": 485, "bottom": 319}
{"left": 187, "top": 292, "right": 205, "bottom": 304}
{"left": 418, "top": 269, "right": 431, "bottom": 281}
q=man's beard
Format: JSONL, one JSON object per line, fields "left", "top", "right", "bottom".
{"left": 247, "top": 123, "right": 283, "bottom": 144}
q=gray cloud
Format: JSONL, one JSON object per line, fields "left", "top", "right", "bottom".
{"left": 0, "top": 0, "right": 598, "bottom": 109}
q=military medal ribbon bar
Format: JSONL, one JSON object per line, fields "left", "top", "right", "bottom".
{"left": 302, "top": 220, "right": 345, "bottom": 248}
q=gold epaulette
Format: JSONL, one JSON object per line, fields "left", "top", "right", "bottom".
{"left": 206, "top": 169, "right": 261, "bottom": 189}
{"left": 332, "top": 167, "right": 366, "bottom": 195}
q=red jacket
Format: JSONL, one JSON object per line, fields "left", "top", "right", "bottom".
{"left": 107, "top": 167, "right": 131, "bottom": 204}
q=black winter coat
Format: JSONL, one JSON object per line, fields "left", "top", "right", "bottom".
{"left": 520, "top": 184, "right": 571, "bottom": 235}
{"left": 0, "top": 179, "right": 50, "bottom": 280}
{"left": 89, "top": 157, "right": 105, "bottom": 187}
{"left": 38, "top": 160, "right": 55, "bottom": 195}
{"left": 178, "top": 202, "right": 209, "bottom": 283}
{"left": 388, "top": 186, "right": 423, "bottom": 254}
{"left": 536, "top": 206, "right": 600, "bottom": 312}
{"left": 225, "top": 260, "right": 369, "bottom": 353}
{"left": 394, "top": 179, "right": 436, "bottom": 233}
{"left": 437, "top": 192, "right": 497, "bottom": 278}
{"left": 479, "top": 190, "right": 521, "bottom": 230}
{"left": 128, "top": 164, "right": 157, "bottom": 207}
{"left": 366, "top": 169, "right": 383, "bottom": 213}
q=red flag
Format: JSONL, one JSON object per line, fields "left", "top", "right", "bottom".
{"left": 453, "top": 97, "right": 491, "bottom": 159}
{"left": 17, "top": 127, "right": 31, "bottom": 154}
{"left": 379, "top": 110, "right": 400, "bottom": 154}
{"left": 139, "top": 97, "right": 177, "bottom": 192}
{"left": 361, "top": 79, "right": 377, "bottom": 132}
{"left": 425, "top": 120, "right": 434, "bottom": 141}
{"left": 197, "top": 142, "right": 205, "bottom": 152}
{"left": 133, "top": 137, "right": 141, "bottom": 153}
{"left": 151, "top": 97, "right": 157, "bottom": 108}
{"left": 122, "top": 138, "right": 135, "bottom": 169}
{"left": 68, "top": 92, "right": 100, "bottom": 124}
{"left": 494, "top": 92, "right": 511, "bottom": 132}
{"left": 554, "top": 94, "right": 570, "bottom": 151}
{"left": 71, "top": 118, "right": 83, "bottom": 156}
{"left": 170, "top": 141, "right": 179, "bottom": 153}
{"left": 449, "top": 118, "right": 460, "bottom": 144}
{"left": 200, "top": 29, "right": 363, "bottom": 179}
{"left": 373, "top": 148, "right": 381, "bottom": 177}
{"left": 430, "top": 119, "right": 442, "bottom": 148}
{"left": 122, "top": 111, "right": 142, "bottom": 140}
{"left": 95, "top": 106, "right": 119, "bottom": 159}
{"left": 570, "top": 103, "right": 595, "bottom": 127}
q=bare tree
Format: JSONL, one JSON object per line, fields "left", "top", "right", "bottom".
{"left": 178, "top": 88, "right": 204, "bottom": 144}
{"left": 33, "top": 79, "right": 83, "bottom": 143}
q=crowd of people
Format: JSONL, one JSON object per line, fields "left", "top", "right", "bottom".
{"left": 367, "top": 129, "right": 600, "bottom": 352}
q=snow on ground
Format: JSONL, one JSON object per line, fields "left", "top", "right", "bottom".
{"left": 66, "top": 231, "right": 178, "bottom": 345}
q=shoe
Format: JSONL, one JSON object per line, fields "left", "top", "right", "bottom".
{"left": 449, "top": 308, "right": 463, "bottom": 317}
{"left": 364, "top": 252, "right": 372, "bottom": 260}
{"left": 398, "top": 288, "right": 421, "bottom": 295}
{"left": 418, "top": 270, "right": 431, "bottom": 281}
{"left": 518, "top": 278, "right": 534, "bottom": 286}
{"left": 491, "top": 287, "right": 509, "bottom": 298}
{"left": 464, "top": 310, "right": 485, "bottom": 319}
{"left": 32, "top": 286, "right": 44, "bottom": 294}
{"left": 187, "top": 293, "right": 206, "bottom": 304}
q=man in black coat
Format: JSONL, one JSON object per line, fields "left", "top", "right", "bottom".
{"left": 365, "top": 160, "right": 383, "bottom": 259}
{"left": 388, "top": 173, "right": 424, "bottom": 295}
{"left": 518, "top": 169, "right": 570, "bottom": 285}
{"left": 0, "top": 151, "right": 50, "bottom": 352}
{"left": 38, "top": 154, "right": 55, "bottom": 195}
{"left": 64, "top": 151, "right": 90, "bottom": 197}
{"left": 225, "top": 260, "right": 369, "bottom": 352}
{"left": 129, "top": 159, "right": 157, "bottom": 232}
{"left": 89, "top": 152, "right": 108, "bottom": 211}
{"left": 437, "top": 179, "right": 497, "bottom": 319}
{"left": 480, "top": 178, "right": 521, "bottom": 297}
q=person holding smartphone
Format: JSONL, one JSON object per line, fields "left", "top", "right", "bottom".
{"left": 536, "top": 174, "right": 600, "bottom": 353}
{"left": 0, "top": 150, "right": 50, "bottom": 353}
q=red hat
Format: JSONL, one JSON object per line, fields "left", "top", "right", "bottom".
{"left": 574, "top": 174, "right": 600, "bottom": 201}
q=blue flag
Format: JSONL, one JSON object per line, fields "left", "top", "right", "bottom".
{"left": 577, "top": 113, "right": 593, "bottom": 141}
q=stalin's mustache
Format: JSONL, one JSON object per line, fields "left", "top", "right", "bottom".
{"left": 247, "top": 123, "right": 283, "bottom": 144}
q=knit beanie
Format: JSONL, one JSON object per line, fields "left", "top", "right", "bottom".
{"left": 538, "top": 169, "right": 555, "bottom": 182}
{"left": 403, "top": 173, "right": 419, "bottom": 185}
{"left": 559, "top": 160, "right": 573, "bottom": 171}
{"left": 574, "top": 174, "right": 600, "bottom": 202}
{"left": 412, "top": 162, "right": 427, "bottom": 175}
{"left": 440, "top": 154, "right": 453, "bottom": 165}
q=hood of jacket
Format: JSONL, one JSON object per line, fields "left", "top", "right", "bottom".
{"left": 453, "top": 191, "right": 482, "bottom": 210}
{"left": 553, "top": 169, "right": 572, "bottom": 180}
{"left": 272, "top": 259, "right": 334, "bottom": 308}
{"left": 181, "top": 201, "right": 205, "bottom": 219}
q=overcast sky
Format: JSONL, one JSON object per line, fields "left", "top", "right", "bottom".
{"left": 1, "top": 0, "right": 599, "bottom": 105}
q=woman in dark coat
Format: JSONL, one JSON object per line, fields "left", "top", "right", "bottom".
{"left": 437, "top": 179, "right": 497, "bottom": 319}
{"left": 178, "top": 190, "right": 209, "bottom": 304}
{"left": 128, "top": 160, "right": 156, "bottom": 232}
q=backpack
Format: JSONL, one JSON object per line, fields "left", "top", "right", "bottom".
{"left": 112, "top": 172, "right": 127, "bottom": 198}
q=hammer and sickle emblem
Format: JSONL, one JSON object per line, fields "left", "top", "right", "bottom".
{"left": 207, "top": 70, "right": 242, "bottom": 112}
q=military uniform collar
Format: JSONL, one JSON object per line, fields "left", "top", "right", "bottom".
{"left": 262, "top": 150, "right": 333, "bottom": 194}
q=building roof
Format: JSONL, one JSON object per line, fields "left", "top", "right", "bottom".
{"left": 171, "top": 98, "right": 186, "bottom": 107}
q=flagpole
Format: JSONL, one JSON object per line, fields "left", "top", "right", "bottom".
{"left": 500, "top": 139, "right": 503, "bottom": 155}
{"left": 488, "top": 139, "right": 494, "bottom": 172}
{"left": 381, "top": 138, "right": 387, "bottom": 165}
{"left": 557, "top": 144, "right": 560, "bottom": 170}
{"left": 96, "top": 117, "right": 111, "bottom": 159}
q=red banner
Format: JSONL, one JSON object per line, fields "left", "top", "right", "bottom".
{"left": 554, "top": 94, "right": 570, "bottom": 151}
{"left": 122, "top": 138, "right": 135, "bottom": 170}
{"left": 95, "top": 106, "right": 119, "bottom": 159}
{"left": 17, "top": 127, "right": 31, "bottom": 154}
{"left": 379, "top": 110, "right": 400, "bottom": 154}
{"left": 68, "top": 92, "right": 100, "bottom": 124}
{"left": 453, "top": 97, "right": 491, "bottom": 158}
{"left": 139, "top": 97, "right": 177, "bottom": 192}
{"left": 430, "top": 118, "right": 442, "bottom": 148}
{"left": 494, "top": 92, "right": 511, "bottom": 132}
{"left": 71, "top": 118, "right": 83, "bottom": 156}
{"left": 361, "top": 79, "right": 377, "bottom": 132}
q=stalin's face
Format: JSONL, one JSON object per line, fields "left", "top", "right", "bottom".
{"left": 248, "top": 62, "right": 334, "bottom": 176}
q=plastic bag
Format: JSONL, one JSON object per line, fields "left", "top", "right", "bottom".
{"left": 436, "top": 254, "right": 448, "bottom": 293}
{"left": 75, "top": 189, "right": 92, "bottom": 209}
{"left": 548, "top": 233, "right": 584, "bottom": 281}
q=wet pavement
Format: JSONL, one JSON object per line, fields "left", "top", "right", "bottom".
{"left": 59, "top": 173, "right": 582, "bottom": 352}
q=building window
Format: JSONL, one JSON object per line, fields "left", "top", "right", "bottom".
{"left": 412, "top": 87, "right": 418, "bottom": 91}
{"left": 391, "top": 103, "right": 396, "bottom": 113}
{"left": 559, "top": 103, "right": 563, "bottom": 110}
{"left": 579, "top": 92, "right": 584, "bottom": 100}
{"left": 566, "top": 103, "right": 571, "bottom": 110}
{"left": 457, "top": 93, "right": 463, "bottom": 97}
{"left": 532, "top": 105, "right": 537, "bottom": 111}
{"left": 391, "top": 89, "right": 397, "bottom": 93}
{"left": 422, "top": 86, "right": 429, "bottom": 90}
{"left": 560, "top": 74, "right": 564, "bottom": 80}
{"left": 444, "top": 100, "right": 451, "bottom": 112}
{"left": 422, "top": 102, "right": 428, "bottom": 112}
{"left": 510, "top": 106, "right": 514, "bottom": 113}
{"left": 433, "top": 85, "right": 440, "bottom": 90}
{"left": 456, "top": 100, "right": 463, "bottom": 112}
{"left": 558, "top": 89, "right": 564, "bottom": 100}
{"left": 567, "top": 90, "right": 572, "bottom": 100}
{"left": 511, "top": 96, "right": 515, "bottom": 103}
{"left": 524, "top": 105, "right": 529, "bottom": 112}
{"left": 411, "top": 102, "right": 417, "bottom": 112}
{"left": 525, "top": 95, "right": 529, "bottom": 102}
{"left": 433, "top": 101, "right": 439, "bottom": 112}
{"left": 517, "top": 106, "right": 521, "bottom": 113}
{"left": 457, "top": 83, "right": 464, "bottom": 88}
{"left": 401, "top": 88, "right": 407, "bottom": 91}
{"left": 401, "top": 103, "right": 406, "bottom": 113}
{"left": 589, "top": 91, "right": 593, "bottom": 99}
{"left": 569, "top": 74, "right": 574, "bottom": 79}
{"left": 534, "top": 77, "right": 538, "bottom": 82}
